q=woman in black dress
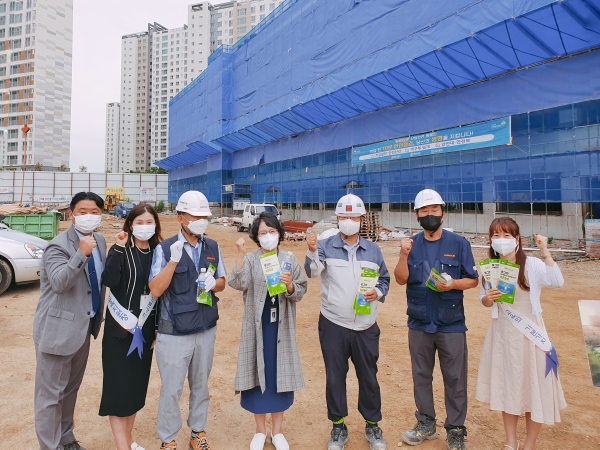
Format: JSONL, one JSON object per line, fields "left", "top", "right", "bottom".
{"left": 100, "top": 205, "right": 163, "bottom": 450}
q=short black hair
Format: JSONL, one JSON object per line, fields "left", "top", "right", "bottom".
{"left": 70, "top": 192, "right": 104, "bottom": 211}
{"left": 249, "top": 212, "right": 285, "bottom": 246}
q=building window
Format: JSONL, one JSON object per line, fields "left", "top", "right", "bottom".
{"left": 238, "top": 17, "right": 246, "bottom": 25}
{"left": 238, "top": 27, "right": 246, "bottom": 34}
{"left": 9, "top": 26, "right": 21, "bottom": 36}
{"left": 496, "top": 203, "right": 562, "bottom": 216}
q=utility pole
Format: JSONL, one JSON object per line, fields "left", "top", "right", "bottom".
{"left": 19, "top": 123, "right": 30, "bottom": 206}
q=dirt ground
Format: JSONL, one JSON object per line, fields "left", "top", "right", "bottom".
{"left": 1, "top": 215, "right": 600, "bottom": 450}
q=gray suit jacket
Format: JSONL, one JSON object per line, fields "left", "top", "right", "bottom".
{"left": 228, "top": 249, "right": 307, "bottom": 393}
{"left": 33, "top": 226, "right": 106, "bottom": 356}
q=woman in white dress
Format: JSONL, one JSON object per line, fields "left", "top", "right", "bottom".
{"left": 476, "top": 217, "right": 566, "bottom": 450}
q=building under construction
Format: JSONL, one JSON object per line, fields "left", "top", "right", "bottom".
{"left": 158, "top": 0, "right": 600, "bottom": 239}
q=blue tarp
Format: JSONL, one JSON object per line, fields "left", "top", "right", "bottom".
{"left": 165, "top": 0, "right": 600, "bottom": 169}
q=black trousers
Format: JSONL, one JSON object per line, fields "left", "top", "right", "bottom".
{"left": 318, "top": 314, "right": 382, "bottom": 423}
{"left": 408, "top": 328, "right": 468, "bottom": 430}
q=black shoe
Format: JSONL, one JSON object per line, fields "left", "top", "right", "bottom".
{"left": 328, "top": 424, "right": 349, "bottom": 450}
{"left": 446, "top": 428, "right": 467, "bottom": 450}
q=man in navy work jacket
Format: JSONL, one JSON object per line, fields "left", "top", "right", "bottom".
{"left": 149, "top": 190, "right": 227, "bottom": 450}
{"left": 305, "top": 194, "right": 391, "bottom": 450}
{"left": 394, "top": 189, "right": 478, "bottom": 450}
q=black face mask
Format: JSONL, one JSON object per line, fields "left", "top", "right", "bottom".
{"left": 418, "top": 215, "right": 443, "bottom": 232}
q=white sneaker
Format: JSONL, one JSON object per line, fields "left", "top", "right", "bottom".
{"left": 250, "top": 433, "right": 267, "bottom": 450}
{"left": 271, "top": 433, "right": 290, "bottom": 450}
{"left": 131, "top": 443, "right": 145, "bottom": 450}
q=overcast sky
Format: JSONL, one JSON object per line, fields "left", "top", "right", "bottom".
{"left": 70, "top": 0, "right": 228, "bottom": 172}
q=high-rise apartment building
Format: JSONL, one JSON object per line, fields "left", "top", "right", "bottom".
{"left": 0, "top": 0, "right": 73, "bottom": 171}
{"left": 104, "top": 102, "right": 120, "bottom": 173}
{"left": 108, "top": 1, "right": 283, "bottom": 171}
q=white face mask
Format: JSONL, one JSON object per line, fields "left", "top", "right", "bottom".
{"left": 73, "top": 214, "right": 102, "bottom": 234}
{"left": 132, "top": 224, "right": 156, "bottom": 242}
{"left": 186, "top": 217, "right": 208, "bottom": 236}
{"left": 259, "top": 233, "right": 279, "bottom": 251}
{"left": 491, "top": 237, "right": 518, "bottom": 256}
{"left": 338, "top": 218, "right": 361, "bottom": 236}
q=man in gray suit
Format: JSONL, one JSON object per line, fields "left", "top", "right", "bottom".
{"left": 33, "top": 192, "right": 107, "bottom": 450}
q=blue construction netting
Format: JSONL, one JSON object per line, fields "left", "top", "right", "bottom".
{"left": 166, "top": 0, "right": 600, "bottom": 169}
{"left": 167, "top": 99, "right": 600, "bottom": 205}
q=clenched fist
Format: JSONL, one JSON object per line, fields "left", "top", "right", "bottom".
{"left": 400, "top": 238, "right": 413, "bottom": 256}
{"left": 79, "top": 235, "right": 97, "bottom": 257}
{"left": 306, "top": 229, "right": 318, "bottom": 253}
{"left": 170, "top": 240, "right": 184, "bottom": 263}
{"left": 535, "top": 234, "right": 548, "bottom": 251}
{"left": 116, "top": 231, "right": 128, "bottom": 246}
{"left": 236, "top": 237, "right": 247, "bottom": 255}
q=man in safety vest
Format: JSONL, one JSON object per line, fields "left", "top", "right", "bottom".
{"left": 394, "top": 189, "right": 478, "bottom": 450}
{"left": 305, "top": 194, "right": 391, "bottom": 450}
{"left": 149, "top": 191, "right": 227, "bottom": 450}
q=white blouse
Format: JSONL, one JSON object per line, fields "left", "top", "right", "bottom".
{"left": 479, "top": 256, "right": 564, "bottom": 318}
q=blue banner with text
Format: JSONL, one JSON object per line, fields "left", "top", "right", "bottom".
{"left": 352, "top": 117, "right": 512, "bottom": 165}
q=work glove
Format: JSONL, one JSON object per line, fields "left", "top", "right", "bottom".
{"left": 203, "top": 272, "right": 217, "bottom": 292}
{"left": 170, "top": 241, "right": 184, "bottom": 263}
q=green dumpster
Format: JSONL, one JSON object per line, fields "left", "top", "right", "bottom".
{"left": 2, "top": 212, "right": 61, "bottom": 241}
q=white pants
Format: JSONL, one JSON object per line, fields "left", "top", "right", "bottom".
{"left": 155, "top": 327, "right": 217, "bottom": 443}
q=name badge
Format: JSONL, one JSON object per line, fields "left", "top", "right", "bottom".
{"left": 270, "top": 307, "right": 277, "bottom": 323}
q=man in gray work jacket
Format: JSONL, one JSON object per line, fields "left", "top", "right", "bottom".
{"left": 305, "top": 194, "right": 390, "bottom": 450}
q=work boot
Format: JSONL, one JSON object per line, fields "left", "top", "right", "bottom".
{"left": 446, "top": 428, "right": 467, "bottom": 450}
{"left": 62, "top": 442, "right": 86, "bottom": 450}
{"left": 159, "top": 441, "right": 177, "bottom": 450}
{"left": 402, "top": 418, "right": 438, "bottom": 446}
{"left": 365, "top": 423, "right": 387, "bottom": 450}
{"left": 327, "top": 424, "right": 349, "bottom": 450}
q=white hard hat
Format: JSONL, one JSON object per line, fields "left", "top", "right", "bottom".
{"left": 176, "top": 191, "right": 212, "bottom": 217}
{"left": 414, "top": 189, "right": 445, "bottom": 210}
{"left": 335, "top": 194, "right": 366, "bottom": 217}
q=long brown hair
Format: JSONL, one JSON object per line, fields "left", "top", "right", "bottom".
{"left": 123, "top": 204, "right": 163, "bottom": 249}
{"left": 488, "top": 217, "right": 529, "bottom": 291}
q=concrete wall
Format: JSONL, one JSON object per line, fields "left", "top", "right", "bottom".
{"left": 279, "top": 203, "right": 584, "bottom": 241}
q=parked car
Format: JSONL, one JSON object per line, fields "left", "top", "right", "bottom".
{"left": 0, "top": 222, "right": 48, "bottom": 295}
{"left": 233, "top": 203, "right": 280, "bottom": 232}
{"left": 115, "top": 202, "right": 136, "bottom": 218}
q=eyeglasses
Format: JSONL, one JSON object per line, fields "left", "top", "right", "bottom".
{"left": 258, "top": 229, "right": 279, "bottom": 237}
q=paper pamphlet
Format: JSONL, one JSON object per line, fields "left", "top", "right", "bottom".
{"left": 197, "top": 263, "right": 217, "bottom": 307}
{"left": 490, "top": 259, "right": 500, "bottom": 288}
{"left": 496, "top": 260, "right": 519, "bottom": 304}
{"left": 426, "top": 268, "right": 449, "bottom": 292}
{"left": 259, "top": 250, "right": 288, "bottom": 296}
{"left": 578, "top": 300, "right": 600, "bottom": 387}
{"left": 354, "top": 268, "right": 379, "bottom": 315}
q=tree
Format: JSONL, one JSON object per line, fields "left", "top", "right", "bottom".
{"left": 105, "top": 169, "right": 112, "bottom": 173}
{"left": 34, "top": 163, "right": 43, "bottom": 171}
{"left": 57, "top": 164, "right": 68, "bottom": 172}
{"left": 79, "top": 165, "right": 87, "bottom": 172}
{"left": 145, "top": 167, "right": 167, "bottom": 174}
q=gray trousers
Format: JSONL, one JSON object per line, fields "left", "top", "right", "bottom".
{"left": 408, "top": 329, "right": 468, "bottom": 430}
{"left": 155, "top": 327, "right": 217, "bottom": 443}
{"left": 34, "top": 332, "right": 91, "bottom": 450}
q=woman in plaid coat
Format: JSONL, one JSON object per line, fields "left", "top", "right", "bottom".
{"left": 229, "top": 212, "right": 308, "bottom": 450}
